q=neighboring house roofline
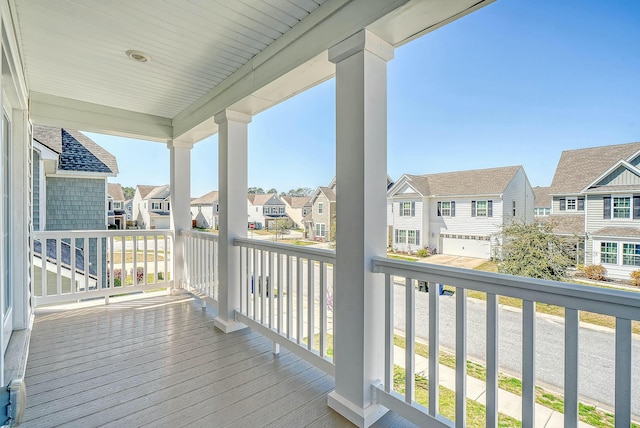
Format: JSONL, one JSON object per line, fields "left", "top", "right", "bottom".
{"left": 32, "top": 140, "right": 59, "bottom": 161}
{"left": 386, "top": 174, "right": 425, "bottom": 198}
{"left": 47, "top": 171, "right": 113, "bottom": 179}
{"left": 579, "top": 159, "right": 640, "bottom": 193}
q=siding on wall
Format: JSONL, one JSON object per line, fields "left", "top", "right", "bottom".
{"left": 502, "top": 168, "right": 534, "bottom": 224}
{"left": 33, "top": 150, "right": 40, "bottom": 230}
{"left": 390, "top": 198, "right": 423, "bottom": 252}
{"left": 599, "top": 166, "right": 640, "bottom": 186}
{"left": 46, "top": 177, "right": 106, "bottom": 231}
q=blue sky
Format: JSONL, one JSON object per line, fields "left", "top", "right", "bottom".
{"left": 87, "top": 0, "right": 640, "bottom": 198}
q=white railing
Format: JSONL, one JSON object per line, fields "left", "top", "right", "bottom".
{"left": 234, "top": 238, "right": 335, "bottom": 375}
{"left": 181, "top": 230, "right": 219, "bottom": 302}
{"left": 32, "top": 230, "right": 172, "bottom": 306}
{"left": 371, "top": 257, "right": 640, "bottom": 428}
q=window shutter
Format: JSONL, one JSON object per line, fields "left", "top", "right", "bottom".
{"left": 578, "top": 198, "right": 584, "bottom": 211}
{"left": 471, "top": 201, "right": 476, "bottom": 217}
{"left": 488, "top": 200, "right": 493, "bottom": 217}
{"left": 395, "top": 229, "right": 398, "bottom": 243}
{"left": 398, "top": 203, "right": 403, "bottom": 217}
{"left": 634, "top": 196, "right": 640, "bottom": 219}
{"left": 603, "top": 196, "right": 611, "bottom": 219}
{"left": 411, "top": 202, "right": 415, "bottom": 217}
{"left": 451, "top": 201, "right": 456, "bottom": 217}
{"left": 560, "top": 198, "right": 566, "bottom": 211}
{"left": 416, "top": 230, "right": 420, "bottom": 245}
{"left": 437, "top": 202, "right": 442, "bottom": 216}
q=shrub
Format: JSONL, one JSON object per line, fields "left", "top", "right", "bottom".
{"left": 630, "top": 270, "right": 640, "bottom": 287}
{"left": 576, "top": 264, "right": 585, "bottom": 273}
{"left": 416, "top": 248, "right": 429, "bottom": 258}
{"left": 157, "top": 272, "right": 164, "bottom": 281}
{"left": 108, "top": 269, "right": 123, "bottom": 287}
{"left": 129, "top": 267, "right": 145, "bottom": 283}
{"left": 583, "top": 264, "right": 606, "bottom": 281}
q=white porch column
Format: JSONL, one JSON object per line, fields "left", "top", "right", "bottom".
{"left": 168, "top": 140, "right": 193, "bottom": 292}
{"left": 327, "top": 30, "right": 393, "bottom": 427}
{"left": 214, "top": 110, "right": 251, "bottom": 333}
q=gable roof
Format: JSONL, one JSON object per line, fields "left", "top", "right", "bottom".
{"left": 191, "top": 190, "right": 219, "bottom": 205}
{"left": 311, "top": 187, "right": 336, "bottom": 204}
{"left": 392, "top": 166, "right": 522, "bottom": 197}
{"left": 136, "top": 184, "right": 169, "bottom": 200}
{"left": 549, "top": 142, "right": 640, "bottom": 194}
{"left": 533, "top": 186, "right": 551, "bottom": 208}
{"left": 247, "top": 193, "right": 281, "bottom": 206}
{"left": 108, "top": 183, "right": 125, "bottom": 201}
{"left": 282, "top": 196, "right": 312, "bottom": 208}
{"left": 33, "top": 126, "right": 118, "bottom": 175}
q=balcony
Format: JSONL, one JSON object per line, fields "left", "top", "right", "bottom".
{"left": 22, "top": 229, "right": 640, "bottom": 427}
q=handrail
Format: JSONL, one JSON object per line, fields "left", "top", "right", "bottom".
{"left": 372, "top": 256, "right": 640, "bottom": 320}
{"left": 234, "top": 237, "right": 335, "bottom": 263}
{"left": 180, "top": 229, "right": 219, "bottom": 241}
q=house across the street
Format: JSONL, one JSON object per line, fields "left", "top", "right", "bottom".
{"left": 548, "top": 141, "right": 640, "bottom": 280}
{"left": 387, "top": 165, "right": 534, "bottom": 258}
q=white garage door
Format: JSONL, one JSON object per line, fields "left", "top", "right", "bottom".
{"left": 442, "top": 237, "right": 490, "bottom": 259}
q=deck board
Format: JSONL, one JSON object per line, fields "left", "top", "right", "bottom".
{"left": 21, "top": 292, "right": 411, "bottom": 427}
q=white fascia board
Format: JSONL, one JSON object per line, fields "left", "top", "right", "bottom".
{"left": 32, "top": 140, "right": 59, "bottom": 161}
{"left": 30, "top": 92, "right": 173, "bottom": 143}
{"left": 580, "top": 160, "right": 640, "bottom": 193}
{"left": 387, "top": 175, "right": 421, "bottom": 197}
{"left": 48, "top": 171, "right": 116, "bottom": 179}
{"left": 430, "top": 193, "right": 502, "bottom": 199}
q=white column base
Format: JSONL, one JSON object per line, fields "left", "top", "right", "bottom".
{"left": 214, "top": 317, "right": 248, "bottom": 333}
{"left": 328, "top": 391, "right": 388, "bottom": 428}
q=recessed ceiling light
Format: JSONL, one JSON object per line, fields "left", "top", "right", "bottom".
{"left": 126, "top": 50, "right": 151, "bottom": 63}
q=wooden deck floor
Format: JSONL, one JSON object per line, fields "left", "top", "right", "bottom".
{"left": 22, "top": 292, "right": 416, "bottom": 428}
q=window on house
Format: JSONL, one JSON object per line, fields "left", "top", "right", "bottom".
{"left": 600, "top": 242, "right": 618, "bottom": 264}
{"left": 407, "top": 230, "right": 420, "bottom": 245}
{"left": 399, "top": 201, "right": 415, "bottom": 217}
{"left": 167, "top": 203, "right": 170, "bottom": 211}
{"left": 438, "top": 201, "right": 455, "bottom": 217}
{"left": 512, "top": 200, "right": 517, "bottom": 216}
{"left": 315, "top": 223, "right": 326, "bottom": 237}
{"left": 303, "top": 208, "right": 307, "bottom": 216}
{"left": 114, "top": 202, "right": 121, "bottom": 209}
{"left": 279, "top": 206, "right": 285, "bottom": 214}
{"left": 613, "top": 197, "right": 631, "bottom": 218}
{"left": 395, "top": 229, "right": 407, "bottom": 244}
{"left": 472, "top": 200, "right": 492, "bottom": 217}
{"left": 623, "top": 243, "right": 640, "bottom": 266}
{"left": 566, "top": 198, "right": 576, "bottom": 210}
{"left": 318, "top": 202, "right": 323, "bottom": 214}
{"left": 151, "top": 202, "right": 161, "bottom": 210}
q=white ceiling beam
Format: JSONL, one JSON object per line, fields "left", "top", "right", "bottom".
{"left": 30, "top": 92, "right": 173, "bottom": 143}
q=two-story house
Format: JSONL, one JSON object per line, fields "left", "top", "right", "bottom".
{"left": 107, "top": 183, "right": 126, "bottom": 229}
{"left": 190, "top": 190, "right": 219, "bottom": 229}
{"left": 132, "top": 184, "right": 171, "bottom": 229}
{"left": 387, "top": 165, "right": 534, "bottom": 258}
{"left": 308, "top": 186, "right": 336, "bottom": 241}
{"left": 247, "top": 193, "right": 288, "bottom": 229}
{"left": 282, "top": 196, "right": 312, "bottom": 229}
{"left": 548, "top": 142, "right": 640, "bottom": 280}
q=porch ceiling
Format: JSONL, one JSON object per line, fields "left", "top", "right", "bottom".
{"left": 10, "top": 0, "right": 492, "bottom": 142}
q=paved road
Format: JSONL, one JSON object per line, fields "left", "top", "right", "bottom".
{"left": 392, "top": 281, "right": 640, "bottom": 417}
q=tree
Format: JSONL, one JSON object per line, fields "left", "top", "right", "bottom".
{"left": 286, "top": 187, "right": 314, "bottom": 197}
{"left": 272, "top": 217, "right": 291, "bottom": 241}
{"left": 248, "top": 187, "right": 265, "bottom": 194}
{"left": 122, "top": 186, "right": 135, "bottom": 200}
{"left": 267, "top": 188, "right": 278, "bottom": 195}
{"left": 496, "top": 222, "right": 574, "bottom": 281}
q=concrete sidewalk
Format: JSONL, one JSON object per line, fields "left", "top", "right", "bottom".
{"left": 393, "top": 346, "right": 594, "bottom": 427}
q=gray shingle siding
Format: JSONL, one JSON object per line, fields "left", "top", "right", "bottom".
{"left": 45, "top": 177, "right": 106, "bottom": 230}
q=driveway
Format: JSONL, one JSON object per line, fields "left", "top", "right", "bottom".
{"left": 419, "top": 254, "right": 487, "bottom": 269}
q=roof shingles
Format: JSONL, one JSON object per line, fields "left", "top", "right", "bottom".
{"left": 402, "top": 166, "right": 522, "bottom": 197}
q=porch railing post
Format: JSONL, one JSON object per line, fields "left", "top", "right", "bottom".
{"left": 327, "top": 29, "right": 394, "bottom": 428}
{"left": 168, "top": 140, "right": 194, "bottom": 292}
{"left": 214, "top": 110, "right": 251, "bottom": 333}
